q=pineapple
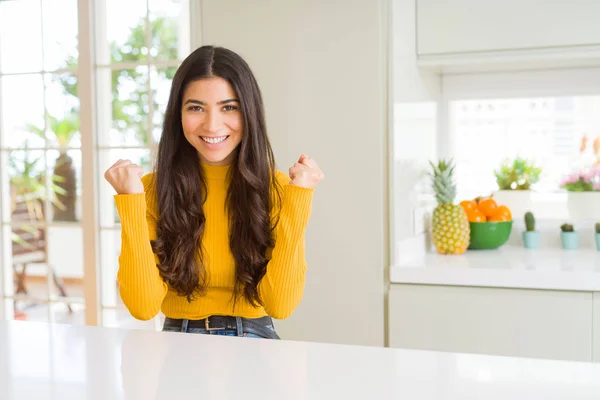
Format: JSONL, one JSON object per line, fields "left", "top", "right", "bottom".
{"left": 429, "top": 159, "right": 470, "bottom": 255}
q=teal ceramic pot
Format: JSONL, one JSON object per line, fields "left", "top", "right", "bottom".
{"left": 560, "top": 232, "right": 578, "bottom": 250}
{"left": 595, "top": 233, "right": 600, "bottom": 251}
{"left": 522, "top": 231, "right": 541, "bottom": 249}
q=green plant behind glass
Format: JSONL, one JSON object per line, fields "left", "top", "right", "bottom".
{"left": 494, "top": 157, "right": 542, "bottom": 190}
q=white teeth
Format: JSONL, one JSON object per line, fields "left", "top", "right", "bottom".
{"left": 201, "top": 136, "right": 227, "bottom": 144}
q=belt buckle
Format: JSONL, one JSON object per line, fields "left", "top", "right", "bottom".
{"left": 204, "top": 317, "right": 225, "bottom": 331}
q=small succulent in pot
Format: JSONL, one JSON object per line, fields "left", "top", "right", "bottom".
{"left": 561, "top": 223, "right": 575, "bottom": 232}
{"left": 595, "top": 222, "right": 600, "bottom": 234}
{"left": 525, "top": 212, "right": 535, "bottom": 232}
{"left": 595, "top": 222, "right": 600, "bottom": 251}
{"left": 560, "top": 223, "right": 578, "bottom": 250}
{"left": 522, "top": 211, "right": 540, "bottom": 249}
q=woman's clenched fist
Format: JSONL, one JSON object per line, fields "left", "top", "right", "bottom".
{"left": 104, "top": 159, "right": 145, "bottom": 194}
{"left": 289, "top": 154, "right": 324, "bottom": 190}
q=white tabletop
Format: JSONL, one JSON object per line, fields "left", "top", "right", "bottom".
{"left": 2, "top": 320, "right": 600, "bottom": 399}
{"left": 390, "top": 246, "right": 600, "bottom": 291}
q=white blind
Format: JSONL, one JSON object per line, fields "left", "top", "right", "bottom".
{"left": 452, "top": 96, "right": 600, "bottom": 202}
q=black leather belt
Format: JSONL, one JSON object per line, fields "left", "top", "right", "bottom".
{"left": 163, "top": 315, "right": 280, "bottom": 339}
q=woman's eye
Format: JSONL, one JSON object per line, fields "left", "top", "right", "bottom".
{"left": 187, "top": 106, "right": 203, "bottom": 112}
{"left": 223, "top": 105, "right": 238, "bottom": 111}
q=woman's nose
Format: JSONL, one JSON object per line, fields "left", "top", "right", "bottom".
{"left": 202, "top": 110, "right": 221, "bottom": 133}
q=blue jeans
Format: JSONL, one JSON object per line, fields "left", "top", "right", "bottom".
{"left": 162, "top": 317, "right": 278, "bottom": 339}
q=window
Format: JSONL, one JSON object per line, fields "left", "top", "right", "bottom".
{"left": 95, "top": 0, "right": 190, "bottom": 330}
{"left": 0, "top": 0, "right": 192, "bottom": 327}
{"left": 452, "top": 96, "right": 600, "bottom": 203}
{"left": 0, "top": 0, "right": 84, "bottom": 323}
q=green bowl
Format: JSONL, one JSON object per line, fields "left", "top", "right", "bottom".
{"left": 468, "top": 220, "right": 513, "bottom": 250}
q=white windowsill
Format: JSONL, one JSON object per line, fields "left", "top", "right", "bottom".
{"left": 390, "top": 246, "right": 600, "bottom": 292}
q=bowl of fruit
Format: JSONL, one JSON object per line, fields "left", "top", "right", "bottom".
{"left": 460, "top": 197, "right": 513, "bottom": 250}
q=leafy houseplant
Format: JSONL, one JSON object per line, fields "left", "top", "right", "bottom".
{"left": 9, "top": 148, "right": 66, "bottom": 246}
{"left": 522, "top": 212, "right": 540, "bottom": 249}
{"left": 27, "top": 112, "right": 79, "bottom": 222}
{"left": 493, "top": 157, "right": 541, "bottom": 219}
{"left": 560, "top": 223, "right": 578, "bottom": 250}
{"left": 494, "top": 157, "right": 542, "bottom": 191}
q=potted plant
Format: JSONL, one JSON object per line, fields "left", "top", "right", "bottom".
{"left": 493, "top": 157, "right": 541, "bottom": 218}
{"left": 9, "top": 148, "right": 66, "bottom": 236}
{"left": 27, "top": 112, "right": 79, "bottom": 222}
{"left": 595, "top": 223, "right": 600, "bottom": 251}
{"left": 560, "top": 167, "right": 600, "bottom": 221}
{"left": 560, "top": 223, "right": 578, "bottom": 250}
{"left": 560, "top": 136, "right": 600, "bottom": 220}
{"left": 522, "top": 211, "right": 540, "bottom": 249}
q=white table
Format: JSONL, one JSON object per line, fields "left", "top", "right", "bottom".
{"left": 2, "top": 320, "right": 600, "bottom": 399}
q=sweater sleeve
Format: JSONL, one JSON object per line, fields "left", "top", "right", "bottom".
{"left": 114, "top": 174, "right": 168, "bottom": 320}
{"left": 258, "top": 172, "right": 314, "bottom": 319}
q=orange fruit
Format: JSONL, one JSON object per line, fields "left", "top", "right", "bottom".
{"left": 477, "top": 197, "right": 498, "bottom": 217}
{"left": 466, "top": 209, "right": 487, "bottom": 222}
{"left": 488, "top": 213, "right": 509, "bottom": 222}
{"left": 460, "top": 200, "right": 477, "bottom": 213}
{"left": 493, "top": 205, "right": 512, "bottom": 220}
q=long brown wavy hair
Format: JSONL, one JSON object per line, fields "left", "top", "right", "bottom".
{"left": 151, "top": 46, "right": 281, "bottom": 306}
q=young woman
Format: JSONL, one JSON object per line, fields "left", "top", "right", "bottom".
{"left": 104, "top": 45, "right": 324, "bottom": 339}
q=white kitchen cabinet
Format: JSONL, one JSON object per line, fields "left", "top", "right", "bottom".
{"left": 389, "top": 284, "right": 593, "bottom": 362}
{"left": 417, "top": 0, "right": 600, "bottom": 56}
{"left": 594, "top": 293, "right": 600, "bottom": 362}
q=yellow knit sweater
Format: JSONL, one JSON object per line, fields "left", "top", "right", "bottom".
{"left": 114, "top": 163, "right": 314, "bottom": 321}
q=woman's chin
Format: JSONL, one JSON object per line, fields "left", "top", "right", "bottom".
{"left": 198, "top": 150, "right": 234, "bottom": 166}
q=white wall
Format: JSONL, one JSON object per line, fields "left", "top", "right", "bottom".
{"left": 390, "top": 0, "right": 440, "bottom": 263}
{"left": 199, "top": 0, "right": 387, "bottom": 346}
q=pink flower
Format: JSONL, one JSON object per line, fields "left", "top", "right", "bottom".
{"left": 582, "top": 170, "right": 594, "bottom": 182}
{"left": 560, "top": 173, "right": 579, "bottom": 186}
